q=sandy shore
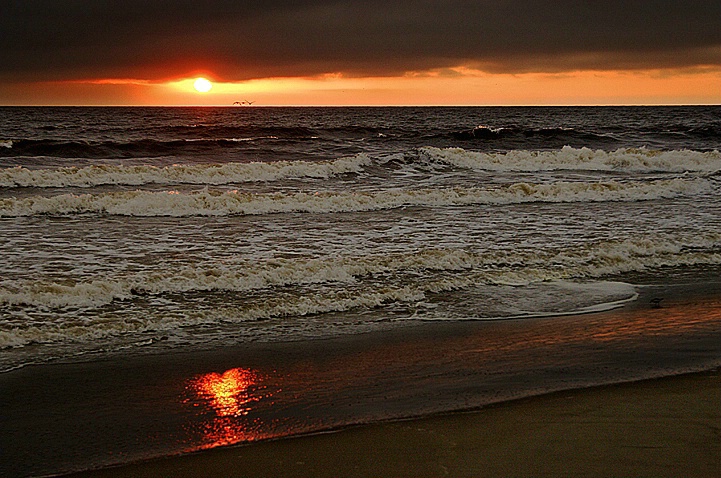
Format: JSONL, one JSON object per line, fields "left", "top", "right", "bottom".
{"left": 2, "top": 279, "right": 718, "bottom": 477}
{"left": 66, "top": 368, "right": 720, "bottom": 478}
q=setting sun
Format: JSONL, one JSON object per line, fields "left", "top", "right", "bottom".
{"left": 193, "top": 77, "right": 213, "bottom": 93}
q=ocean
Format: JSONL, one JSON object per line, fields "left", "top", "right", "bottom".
{"left": 1, "top": 106, "right": 721, "bottom": 476}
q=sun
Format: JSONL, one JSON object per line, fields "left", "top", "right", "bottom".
{"left": 193, "top": 77, "right": 213, "bottom": 93}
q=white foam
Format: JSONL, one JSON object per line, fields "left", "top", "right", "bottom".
{"left": 0, "top": 284, "right": 427, "bottom": 349}
{"left": 1, "top": 233, "right": 719, "bottom": 312}
{"left": 0, "top": 249, "right": 477, "bottom": 309}
{"left": 0, "top": 177, "right": 713, "bottom": 217}
{"left": 0, "top": 140, "right": 12, "bottom": 149}
{"left": 408, "top": 281, "right": 640, "bottom": 322}
{"left": 2, "top": 232, "right": 720, "bottom": 349}
{"left": 0, "top": 153, "right": 371, "bottom": 187}
{"left": 420, "top": 146, "right": 721, "bottom": 173}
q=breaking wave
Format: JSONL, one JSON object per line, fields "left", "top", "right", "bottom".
{"left": 0, "top": 249, "right": 475, "bottom": 309}
{"left": 4, "top": 147, "right": 720, "bottom": 189}
{"left": 1, "top": 233, "right": 719, "bottom": 348}
{"left": 2, "top": 234, "right": 719, "bottom": 310}
{"left": 0, "top": 154, "right": 371, "bottom": 188}
{"left": 0, "top": 134, "right": 316, "bottom": 159}
{"left": 419, "top": 146, "right": 721, "bottom": 173}
{"left": 0, "top": 178, "right": 713, "bottom": 217}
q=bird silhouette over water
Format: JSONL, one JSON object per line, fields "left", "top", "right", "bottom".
{"left": 233, "top": 100, "right": 255, "bottom": 106}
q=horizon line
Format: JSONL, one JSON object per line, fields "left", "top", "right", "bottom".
{"left": 1, "top": 103, "right": 719, "bottom": 108}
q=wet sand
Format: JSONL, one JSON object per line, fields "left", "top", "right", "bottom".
{"left": 66, "top": 368, "right": 721, "bottom": 478}
{"left": 3, "top": 279, "right": 721, "bottom": 477}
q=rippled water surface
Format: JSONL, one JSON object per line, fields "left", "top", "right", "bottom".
{"left": 1, "top": 106, "right": 720, "bottom": 370}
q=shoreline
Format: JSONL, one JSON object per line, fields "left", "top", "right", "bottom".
{"left": 3, "top": 278, "right": 721, "bottom": 477}
{"left": 63, "top": 367, "right": 721, "bottom": 478}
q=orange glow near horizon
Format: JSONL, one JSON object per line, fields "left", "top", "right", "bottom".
{"left": 1, "top": 67, "right": 720, "bottom": 106}
{"left": 193, "top": 77, "right": 213, "bottom": 93}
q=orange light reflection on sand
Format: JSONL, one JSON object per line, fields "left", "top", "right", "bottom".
{"left": 186, "top": 367, "right": 275, "bottom": 449}
{"left": 588, "top": 299, "right": 721, "bottom": 342}
{"left": 452, "top": 298, "right": 721, "bottom": 358}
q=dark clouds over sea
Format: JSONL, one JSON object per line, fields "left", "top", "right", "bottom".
{"left": 2, "top": 1, "right": 720, "bottom": 82}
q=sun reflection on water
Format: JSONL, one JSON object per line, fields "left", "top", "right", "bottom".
{"left": 185, "top": 367, "right": 276, "bottom": 449}
{"left": 191, "top": 367, "right": 261, "bottom": 417}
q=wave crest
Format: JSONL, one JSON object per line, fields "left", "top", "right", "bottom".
{"left": 420, "top": 146, "right": 721, "bottom": 173}
{"left": 0, "top": 178, "right": 713, "bottom": 217}
{"left": 1, "top": 234, "right": 719, "bottom": 312}
{"left": 0, "top": 154, "right": 371, "bottom": 188}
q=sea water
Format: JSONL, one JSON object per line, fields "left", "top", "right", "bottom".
{"left": 1, "top": 106, "right": 720, "bottom": 372}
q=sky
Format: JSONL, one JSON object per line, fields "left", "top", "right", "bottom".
{"left": 1, "top": 0, "right": 720, "bottom": 106}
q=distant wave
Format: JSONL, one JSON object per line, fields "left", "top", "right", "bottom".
{"left": 0, "top": 154, "right": 371, "bottom": 188}
{"left": 0, "top": 124, "right": 391, "bottom": 160}
{"left": 0, "top": 178, "right": 713, "bottom": 217}
{"left": 160, "top": 123, "right": 392, "bottom": 138}
{"left": 447, "top": 121, "right": 721, "bottom": 145}
{"left": 686, "top": 124, "right": 721, "bottom": 139}
{"left": 0, "top": 136, "right": 310, "bottom": 160}
{"left": 3, "top": 147, "right": 719, "bottom": 189}
{"left": 140, "top": 121, "right": 721, "bottom": 146}
{"left": 159, "top": 124, "right": 318, "bottom": 137}
{"left": 419, "top": 146, "right": 721, "bottom": 173}
{"left": 449, "top": 125, "right": 609, "bottom": 142}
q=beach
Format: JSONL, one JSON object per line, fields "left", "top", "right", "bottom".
{"left": 2, "top": 106, "right": 720, "bottom": 477}
{"left": 65, "top": 368, "right": 721, "bottom": 478}
{"left": 2, "top": 0, "right": 721, "bottom": 470}
{"left": 2, "top": 279, "right": 721, "bottom": 477}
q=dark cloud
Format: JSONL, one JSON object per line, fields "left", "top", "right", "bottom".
{"left": 1, "top": 0, "right": 720, "bottom": 82}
